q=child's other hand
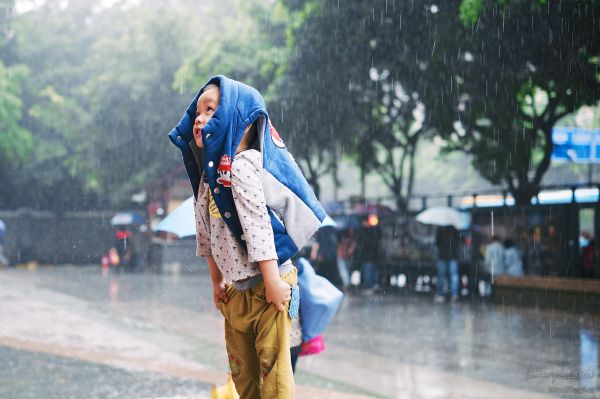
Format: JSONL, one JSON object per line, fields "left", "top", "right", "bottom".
{"left": 212, "top": 280, "right": 228, "bottom": 310}
{"left": 264, "top": 277, "right": 291, "bottom": 312}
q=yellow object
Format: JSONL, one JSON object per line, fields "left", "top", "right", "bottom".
{"left": 208, "top": 190, "right": 222, "bottom": 218}
{"left": 210, "top": 375, "right": 239, "bottom": 399}
{"left": 217, "top": 268, "right": 297, "bottom": 399}
{"left": 26, "top": 261, "right": 39, "bottom": 271}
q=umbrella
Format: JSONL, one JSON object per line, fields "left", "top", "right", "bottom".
{"left": 416, "top": 206, "right": 468, "bottom": 229}
{"left": 110, "top": 212, "right": 145, "bottom": 226}
{"left": 350, "top": 203, "right": 393, "bottom": 215}
{"left": 153, "top": 196, "right": 195, "bottom": 238}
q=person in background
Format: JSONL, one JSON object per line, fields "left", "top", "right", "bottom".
{"left": 434, "top": 225, "right": 461, "bottom": 303}
{"left": 0, "top": 219, "right": 8, "bottom": 267}
{"left": 503, "top": 238, "right": 524, "bottom": 276}
{"left": 580, "top": 231, "right": 595, "bottom": 278}
{"left": 484, "top": 235, "right": 505, "bottom": 277}
{"left": 129, "top": 224, "right": 147, "bottom": 272}
{"left": 481, "top": 235, "right": 504, "bottom": 296}
{"left": 311, "top": 225, "right": 342, "bottom": 288}
{"left": 336, "top": 229, "right": 356, "bottom": 290}
{"left": 354, "top": 220, "right": 381, "bottom": 295}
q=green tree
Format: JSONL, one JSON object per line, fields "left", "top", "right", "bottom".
{"left": 175, "top": 0, "right": 293, "bottom": 99}
{"left": 0, "top": 0, "right": 15, "bottom": 43}
{"left": 433, "top": 0, "right": 600, "bottom": 204}
{"left": 274, "top": 1, "right": 364, "bottom": 199}
{"left": 284, "top": 0, "right": 600, "bottom": 206}
{"left": 278, "top": 1, "right": 438, "bottom": 205}
{"left": 1, "top": 0, "right": 195, "bottom": 210}
{"left": 79, "top": 4, "right": 191, "bottom": 206}
{"left": 0, "top": 60, "right": 32, "bottom": 208}
{"left": 176, "top": 0, "right": 336, "bottom": 197}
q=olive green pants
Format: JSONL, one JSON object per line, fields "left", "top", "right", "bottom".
{"left": 218, "top": 268, "right": 297, "bottom": 399}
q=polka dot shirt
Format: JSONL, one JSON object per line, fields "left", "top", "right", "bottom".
{"left": 194, "top": 150, "right": 279, "bottom": 282}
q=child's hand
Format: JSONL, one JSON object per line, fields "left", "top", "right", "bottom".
{"left": 212, "top": 280, "right": 228, "bottom": 310}
{"left": 264, "top": 276, "right": 291, "bottom": 312}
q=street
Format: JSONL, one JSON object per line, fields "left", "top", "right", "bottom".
{"left": 0, "top": 264, "right": 597, "bottom": 399}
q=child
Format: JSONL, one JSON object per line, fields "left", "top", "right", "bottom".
{"left": 169, "top": 76, "right": 326, "bottom": 398}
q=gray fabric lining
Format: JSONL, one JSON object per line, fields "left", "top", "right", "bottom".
{"left": 232, "top": 261, "right": 293, "bottom": 290}
{"left": 189, "top": 140, "right": 204, "bottom": 191}
{"left": 262, "top": 170, "right": 321, "bottom": 250}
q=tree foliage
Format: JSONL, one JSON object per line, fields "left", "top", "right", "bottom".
{"left": 0, "top": 60, "right": 30, "bottom": 163}
{"left": 1, "top": 0, "right": 598, "bottom": 211}
{"left": 0, "top": 59, "right": 32, "bottom": 206}
{"left": 277, "top": 1, "right": 443, "bottom": 205}
{"left": 0, "top": 0, "right": 197, "bottom": 210}
{"left": 436, "top": 0, "right": 600, "bottom": 204}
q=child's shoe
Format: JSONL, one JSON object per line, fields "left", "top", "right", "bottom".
{"left": 210, "top": 375, "right": 239, "bottom": 399}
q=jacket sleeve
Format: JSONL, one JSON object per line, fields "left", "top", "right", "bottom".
{"left": 194, "top": 182, "right": 212, "bottom": 257}
{"left": 231, "top": 150, "right": 278, "bottom": 263}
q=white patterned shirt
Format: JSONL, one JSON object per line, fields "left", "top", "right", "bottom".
{"left": 194, "top": 149, "right": 281, "bottom": 283}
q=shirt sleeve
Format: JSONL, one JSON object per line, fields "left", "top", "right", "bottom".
{"left": 231, "top": 150, "right": 278, "bottom": 263}
{"left": 194, "top": 182, "right": 212, "bottom": 257}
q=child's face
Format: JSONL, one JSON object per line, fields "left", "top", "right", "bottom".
{"left": 193, "top": 86, "right": 220, "bottom": 148}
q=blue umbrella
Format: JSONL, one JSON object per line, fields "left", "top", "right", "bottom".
{"left": 110, "top": 212, "right": 145, "bottom": 226}
{"left": 153, "top": 196, "right": 195, "bottom": 238}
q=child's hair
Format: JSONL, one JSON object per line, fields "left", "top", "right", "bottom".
{"left": 201, "top": 83, "right": 219, "bottom": 94}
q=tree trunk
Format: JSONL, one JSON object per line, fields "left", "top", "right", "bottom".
{"left": 508, "top": 124, "right": 555, "bottom": 206}
{"left": 406, "top": 139, "right": 418, "bottom": 209}
{"left": 395, "top": 190, "right": 407, "bottom": 211}
{"left": 308, "top": 175, "right": 321, "bottom": 200}
{"left": 359, "top": 155, "right": 367, "bottom": 200}
{"left": 332, "top": 142, "right": 342, "bottom": 201}
{"left": 509, "top": 179, "right": 539, "bottom": 206}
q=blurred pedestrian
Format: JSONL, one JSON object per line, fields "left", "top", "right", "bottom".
{"left": 434, "top": 225, "right": 460, "bottom": 303}
{"left": 580, "top": 232, "right": 595, "bottom": 278}
{"left": 0, "top": 219, "right": 8, "bottom": 267}
{"left": 311, "top": 225, "right": 342, "bottom": 288}
{"left": 481, "top": 235, "right": 504, "bottom": 296}
{"left": 503, "top": 238, "right": 524, "bottom": 277}
{"left": 337, "top": 229, "right": 356, "bottom": 290}
{"left": 129, "top": 225, "right": 147, "bottom": 272}
{"left": 484, "top": 235, "right": 505, "bottom": 277}
{"left": 354, "top": 220, "right": 381, "bottom": 294}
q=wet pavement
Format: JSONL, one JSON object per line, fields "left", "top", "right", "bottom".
{"left": 0, "top": 264, "right": 598, "bottom": 398}
{"left": 0, "top": 346, "right": 209, "bottom": 399}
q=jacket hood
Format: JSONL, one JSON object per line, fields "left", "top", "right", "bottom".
{"left": 168, "top": 75, "right": 265, "bottom": 159}
{"left": 169, "top": 75, "right": 326, "bottom": 265}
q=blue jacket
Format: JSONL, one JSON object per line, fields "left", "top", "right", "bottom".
{"left": 169, "top": 75, "right": 326, "bottom": 264}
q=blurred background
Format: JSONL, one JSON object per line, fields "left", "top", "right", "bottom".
{"left": 0, "top": 1, "right": 599, "bottom": 398}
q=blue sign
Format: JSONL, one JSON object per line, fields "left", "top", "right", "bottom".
{"left": 552, "top": 127, "right": 600, "bottom": 163}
